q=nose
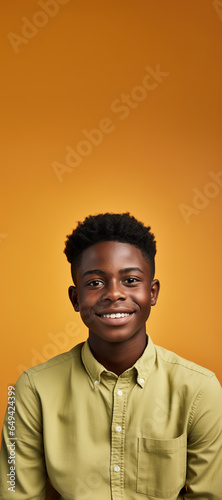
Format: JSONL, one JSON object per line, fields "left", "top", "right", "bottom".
{"left": 101, "top": 279, "right": 127, "bottom": 302}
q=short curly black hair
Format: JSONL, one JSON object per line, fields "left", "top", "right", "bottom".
{"left": 64, "top": 212, "right": 156, "bottom": 283}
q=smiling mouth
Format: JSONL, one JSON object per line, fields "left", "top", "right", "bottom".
{"left": 96, "top": 311, "right": 134, "bottom": 325}
{"left": 100, "top": 312, "right": 131, "bottom": 319}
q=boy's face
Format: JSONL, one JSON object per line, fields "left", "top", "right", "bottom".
{"left": 69, "top": 241, "right": 159, "bottom": 344}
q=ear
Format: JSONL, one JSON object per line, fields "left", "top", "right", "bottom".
{"left": 68, "top": 286, "right": 79, "bottom": 312}
{"left": 150, "top": 279, "right": 160, "bottom": 306}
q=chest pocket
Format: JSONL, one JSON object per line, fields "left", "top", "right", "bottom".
{"left": 137, "top": 433, "right": 186, "bottom": 498}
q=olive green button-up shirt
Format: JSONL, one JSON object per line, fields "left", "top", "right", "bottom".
{"left": 0, "top": 336, "right": 222, "bottom": 499}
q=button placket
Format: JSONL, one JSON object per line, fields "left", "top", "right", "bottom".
{"left": 110, "top": 379, "right": 129, "bottom": 499}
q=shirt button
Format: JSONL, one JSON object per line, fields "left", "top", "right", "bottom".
{"left": 94, "top": 380, "right": 99, "bottom": 385}
{"left": 117, "top": 390, "right": 122, "bottom": 396}
{"left": 114, "top": 466, "right": 120, "bottom": 472}
{"left": 139, "top": 378, "right": 144, "bottom": 384}
{"left": 116, "top": 425, "right": 122, "bottom": 432}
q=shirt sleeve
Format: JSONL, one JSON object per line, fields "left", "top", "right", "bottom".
{"left": 185, "top": 374, "right": 222, "bottom": 498}
{"left": 0, "top": 372, "right": 47, "bottom": 500}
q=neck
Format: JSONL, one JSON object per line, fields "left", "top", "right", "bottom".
{"left": 88, "top": 330, "right": 147, "bottom": 376}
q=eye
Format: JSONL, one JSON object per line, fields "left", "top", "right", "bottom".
{"left": 87, "top": 280, "right": 104, "bottom": 287}
{"left": 122, "top": 277, "right": 141, "bottom": 285}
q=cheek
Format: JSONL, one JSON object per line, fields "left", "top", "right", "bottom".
{"left": 78, "top": 293, "right": 96, "bottom": 323}
{"left": 136, "top": 291, "right": 151, "bottom": 318}
{"left": 133, "top": 287, "right": 150, "bottom": 306}
{"left": 79, "top": 307, "right": 94, "bottom": 326}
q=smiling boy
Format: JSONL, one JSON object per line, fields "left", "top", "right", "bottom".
{"left": 0, "top": 212, "right": 221, "bottom": 499}
{"left": 69, "top": 239, "right": 159, "bottom": 376}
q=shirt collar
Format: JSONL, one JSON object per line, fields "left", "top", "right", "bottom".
{"left": 81, "top": 335, "right": 156, "bottom": 389}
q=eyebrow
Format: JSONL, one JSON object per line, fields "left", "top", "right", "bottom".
{"left": 82, "top": 269, "right": 105, "bottom": 278}
{"left": 82, "top": 267, "right": 144, "bottom": 278}
{"left": 119, "top": 267, "right": 145, "bottom": 274}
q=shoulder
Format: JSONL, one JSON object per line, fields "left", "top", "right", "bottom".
{"left": 153, "top": 342, "right": 221, "bottom": 398}
{"left": 15, "top": 342, "right": 85, "bottom": 391}
{"left": 152, "top": 343, "right": 222, "bottom": 415}
{"left": 27, "top": 341, "right": 84, "bottom": 372}
{"left": 155, "top": 344, "right": 216, "bottom": 379}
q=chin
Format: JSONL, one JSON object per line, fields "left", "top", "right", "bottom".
{"left": 97, "top": 329, "right": 139, "bottom": 343}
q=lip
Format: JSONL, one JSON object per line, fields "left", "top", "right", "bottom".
{"left": 96, "top": 309, "right": 134, "bottom": 316}
{"left": 96, "top": 310, "right": 135, "bottom": 326}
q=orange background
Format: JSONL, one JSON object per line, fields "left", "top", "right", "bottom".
{"left": 1, "top": 0, "right": 222, "bottom": 433}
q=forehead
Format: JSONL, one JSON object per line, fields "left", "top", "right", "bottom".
{"left": 78, "top": 241, "right": 150, "bottom": 275}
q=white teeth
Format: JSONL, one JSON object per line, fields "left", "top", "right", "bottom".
{"left": 101, "top": 313, "right": 131, "bottom": 318}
